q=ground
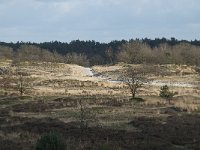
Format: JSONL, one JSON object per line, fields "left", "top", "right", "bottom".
{"left": 0, "top": 60, "right": 200, "bottom": 150}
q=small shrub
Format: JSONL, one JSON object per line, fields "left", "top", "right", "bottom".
{"left": 35, "top": 132, "right": 66, "bottom": 150}
{"left": 159, "top": 85, "right": 176, "bottom": 104}
{"left": 97, "top": 144, "right": 112, "bottom": 150}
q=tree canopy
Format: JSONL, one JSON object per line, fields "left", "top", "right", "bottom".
{"left": 0, "top": 38, "right": 200, "bottom": 66}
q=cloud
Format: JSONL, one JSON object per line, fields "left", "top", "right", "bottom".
{"left": 34, "top": 0, "right": 67, "bottom": 2}
{"left": 0, "top": 0, "right": 200, "bottom": 42}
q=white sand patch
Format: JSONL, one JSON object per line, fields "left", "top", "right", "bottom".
{"left": 83, "top": 67, "right": 94, "bottom": 76}
{"left": 148, "top": 80, "right": 200, "bottom": 88}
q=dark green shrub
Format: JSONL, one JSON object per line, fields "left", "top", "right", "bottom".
{"left": 97, "top": 144, "right": 112, "bottom": 150}
{"left": 159, "top": 85, "right": 176, "bottom": 103}
{"left": 35, "top": 132, "right": 66, "bottom": 150}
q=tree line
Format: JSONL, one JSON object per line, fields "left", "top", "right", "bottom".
{"left": 0, "top": 37, "right": 200, "bottom": 66}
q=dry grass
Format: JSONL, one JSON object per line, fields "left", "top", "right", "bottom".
{"left": 0, "top": 61, "right": 200, "bottom": 98}
{"left": 174, "top": 95, "right": 200, "bottom": 112}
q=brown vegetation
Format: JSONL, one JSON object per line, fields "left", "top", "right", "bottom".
{"left": 117, "top": 41, "right": 200, "bottom": 66}
{"left": 0, "top": 60, "right": 200, "bottom": 150}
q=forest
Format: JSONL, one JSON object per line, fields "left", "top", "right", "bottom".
{"left": 0, "top": 37, "right": 200, "bottom": 66}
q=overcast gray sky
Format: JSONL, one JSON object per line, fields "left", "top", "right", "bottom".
{"left": 0, "top": 0, "right": 199, "bottom": 42}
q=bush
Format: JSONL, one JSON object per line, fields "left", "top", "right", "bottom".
{"left": 35, "top": 132, "right": 66, "bottom": 150}
{"left": 97, "top": 144, "right": 112, "bottom": 150}
{"left": 159, "top": 85, "right": 175, "bottom": 103}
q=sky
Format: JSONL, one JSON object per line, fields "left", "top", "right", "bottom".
{"left": 0, "top": 0, "right": 200, "bottom": 43}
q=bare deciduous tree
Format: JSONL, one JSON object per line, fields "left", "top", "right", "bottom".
{"left": 0, "top": 46, "right": 13, "bottom": 60}
{"left": 117, "top": 41, "right": 152, "bottom": 64}
{"left": 105, "top": 47, "right": 114, "bottom": 64}
{"left": 65, "top": 52, "right": 89, "bottom": 66}
{"left": 0, "top": 67, "right": 14, "bottom": 95}
{"left": 15, "top": 67, "right": 33, "bottom": 96}
{"left": 122, "top": 65, "right": 150, "bottom": 100}
{"left": 78, "top": 99, "right": 100, "bottom": 132}
{"left": 18, "top": 74, "right": 25, "bottom": 96}
{"left": 13, "top": 45, "right": 64, "bottom": 64}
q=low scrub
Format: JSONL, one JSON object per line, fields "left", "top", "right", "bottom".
{"left": 35, "top": 132, "right": 66, "bottom": 150}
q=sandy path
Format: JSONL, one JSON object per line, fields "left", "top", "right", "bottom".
{"left": 70, "top": 65, "right": 94, "bottom": 77}
{"left": 82, "top": 67, "right": 200, "bottom": 88}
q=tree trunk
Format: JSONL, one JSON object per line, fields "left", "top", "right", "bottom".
{"left": 109, "top": 57, "right": 113, "bottom": 65}
{"left": 19, "top": 75, "right": 24, "bottom": 96}
{"left": 20, "top": 82, "right": 23, "bottom": 96}
{"left": 168, "top": 98, "right": 171, "bottom": 104}
{"left": 131, "top": 87, "right": 137, "bottom": 99}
